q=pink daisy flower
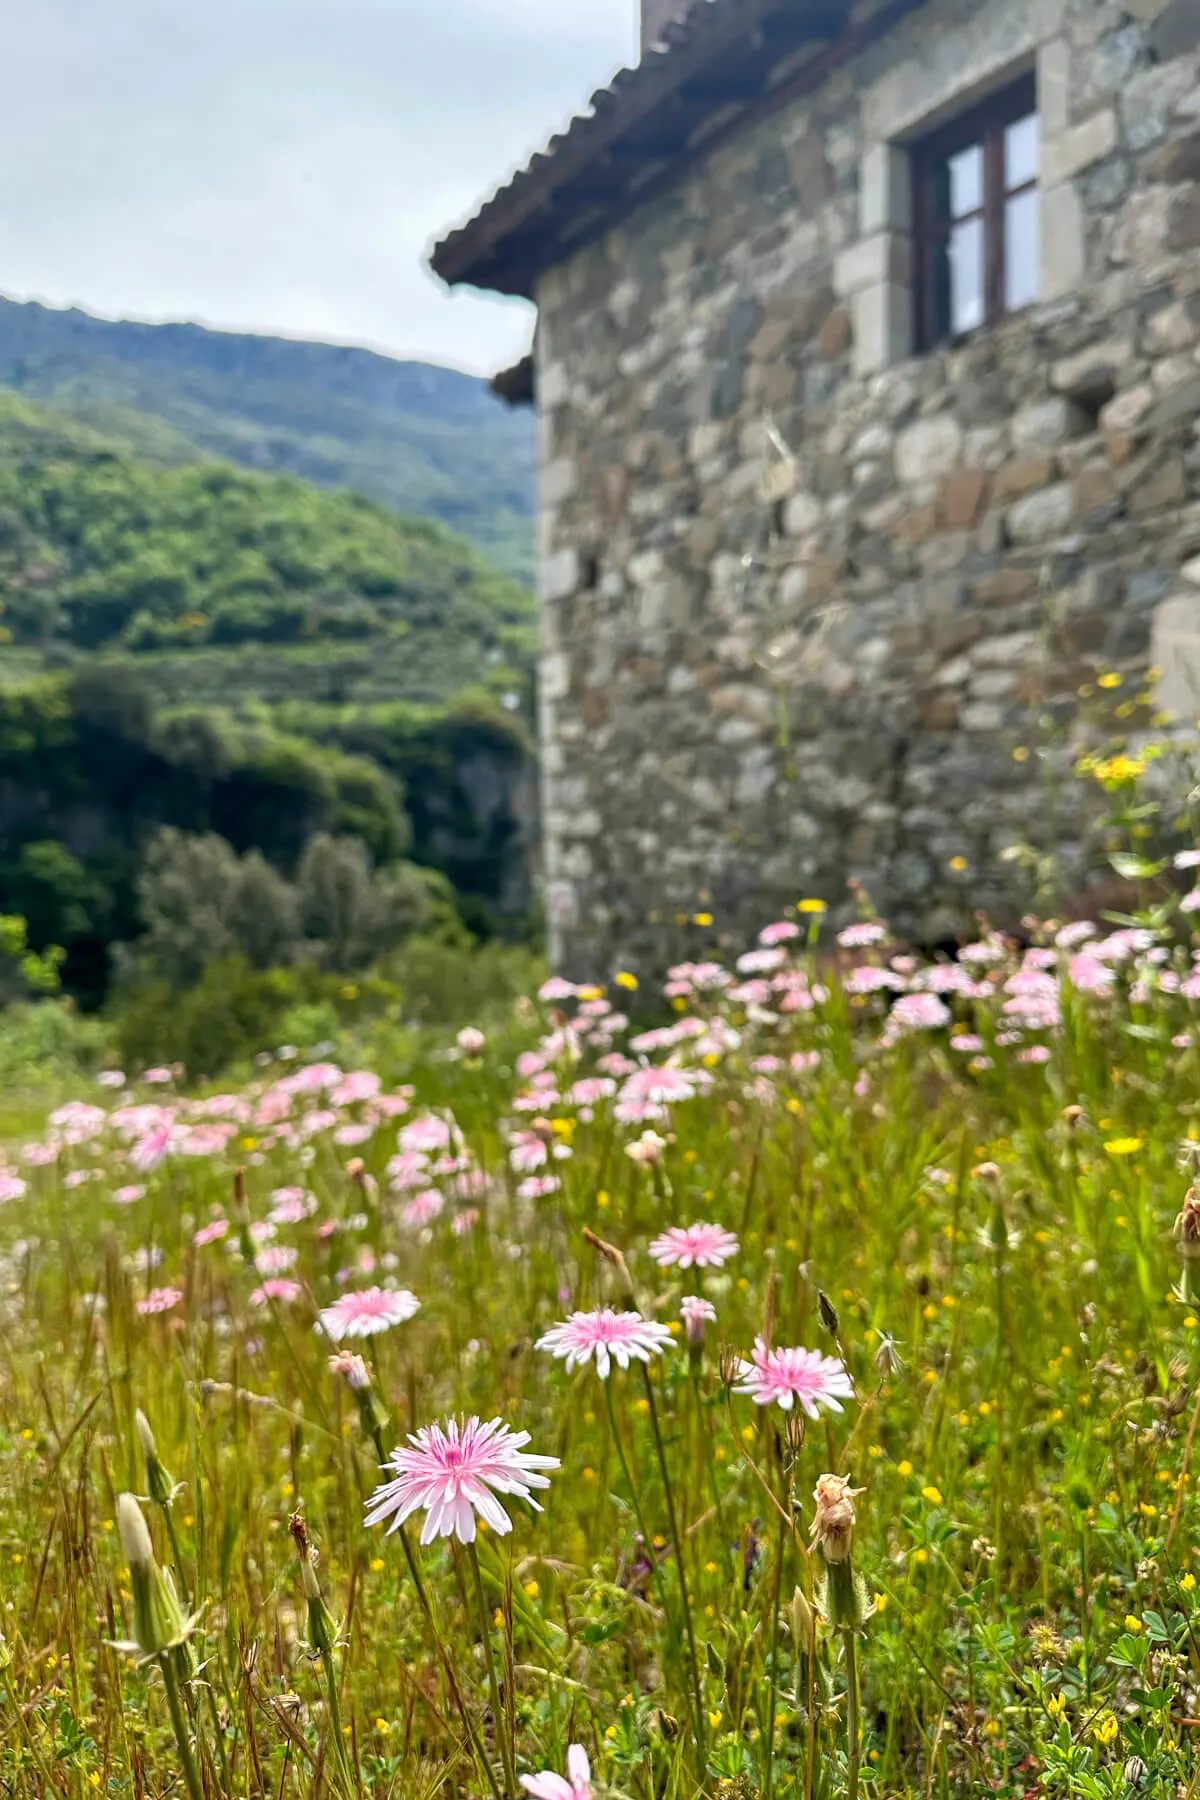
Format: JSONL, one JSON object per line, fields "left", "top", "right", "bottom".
{"left": 255, "top": 1245, "right": 298, "bottom": 1275}
{"left": 0, "top": 1171, "right": 25, "bottom": 1202}
{"left": 837, "top": 921, "right": 887, "bottom": 948}
{"left": 618, "top": 1064, "right": 696, "bottom": 1107}
{"left": 130, "top": 1124, "right": 174, "bottom": 1172}
{"left": 193, "top": 1218, "right": 230, "bottom": 1247}
{"left": 136, "top": 1286, "right": 183, "bottom": 1316}
{"left": 452, "top": 1208, "right": 480, "bottom": 1236}
{"left": 250, "top": 1279, "right": 303, "bottom": 1306}
{"left": 521, "top": 1745, "right": 592, "bottom": 1800}
{"left": 318, "top": 1286, "right": 420, "bottom": 1341}
{"left": 111, "top": 1184, "right": 146, "bottom": 1206}
{"left": 759, "top": 920, "right": 801, "bottom": 946}
{"left": 365, "top": 1414, "right": 559, "bottom": 1545}
{"left": 648, "top": 1222, "right": 739, "bottom": 1270}
{"left": 401, "top": 1189, "right": 445, "bottom": 1227}
{"left": 735, "top": 1338, "right": 853, "bottom": 1415}
{"left": 536, "top": 1308, "right": 673, "bottom": 1380}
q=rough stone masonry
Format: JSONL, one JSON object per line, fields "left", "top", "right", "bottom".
{"left": 447, "top": 0, "right": 1200, "bottom": 977}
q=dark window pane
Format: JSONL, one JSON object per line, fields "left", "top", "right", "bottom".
{"left": 1005, "top": 188, "right": 1040, "bottom": 310}
{"left": 949, "top": 143, "right": 983, "bottom": 218}
{"left": 949, "top": 217, "right": 985, "bottom": 333}
{"left": 1005, "top": 112, "right": 1039, "bottom": 190}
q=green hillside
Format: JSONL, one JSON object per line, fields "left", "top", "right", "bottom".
{"left": 0, "top": 295, "right": 535, "bottom": 582}
{"left": 0, "top": 395, "right": 538, "bottom": 1006}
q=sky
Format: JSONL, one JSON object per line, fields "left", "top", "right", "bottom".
{"left": 0, "top": 0, "right": 638, "bottom": 377}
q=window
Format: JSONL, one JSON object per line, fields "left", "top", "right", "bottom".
{"left": 912, "top": 75, "right": 1039, "bottom": 351}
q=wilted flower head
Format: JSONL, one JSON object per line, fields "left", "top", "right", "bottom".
{"left": 520, "top": 1745, "right": 592, "bottom": 1800}
{"left": 538, "top": 1308, "right": 672, "bottom": 1380}
{"left": 625, "top": 1130, "right": 668, "bottom": 1166}
{"left": 1176, "top": 1188, "right": 1200, "bottom": 1262}
{"left": 328, "top": 1351, "right": 372, "bottom": 1392}
{"left": 809, "top": 1472, "right": 863, "bottom": 1564}
{"left": 873, "top": 1332, "right": 905, "bottom": 1378}
{"left": 365, "top": 1415, "right": 559, "bottom": 1545}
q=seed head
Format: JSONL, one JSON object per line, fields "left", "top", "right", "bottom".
{"left": 873, "top": 1332, "right": 905, "bottom": 1379}
{"left": 718, "top": 1345, "right": 741, "bottom": 1391}
{"left": 582, "top": 1227, "right": 636, "bottom": 1304}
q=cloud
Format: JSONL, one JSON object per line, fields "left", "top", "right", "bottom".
{"left": 0, "top": 0, "right": 637, "bottom": 373}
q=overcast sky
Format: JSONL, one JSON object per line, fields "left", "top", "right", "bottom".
{"left": 0, "top": 0, "right": 637, "bottom": 376}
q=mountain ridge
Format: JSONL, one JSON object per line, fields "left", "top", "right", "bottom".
{"left": 0, "top": 294, "right": 535, "bottom": 581}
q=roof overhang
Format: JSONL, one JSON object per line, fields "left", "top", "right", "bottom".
{"left": 490, "top": 353, "right": 535, "bottom": 408}
{"left": 431, "top": 0, "right": 915, "bottom": 300}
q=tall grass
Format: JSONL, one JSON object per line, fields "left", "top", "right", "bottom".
{"left": 3, "top": 867, "right": 1200, "bottom": 1799}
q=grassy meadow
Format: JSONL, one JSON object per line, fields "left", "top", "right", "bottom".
{"left": 5, "top": 839, "right": 1200, "bottom": 1799}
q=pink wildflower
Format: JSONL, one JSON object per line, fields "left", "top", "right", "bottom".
{"left": 401, "top": 1189, "right": 445, "bottom": 1227}
{"left": 618, "top": 1065, "right": 696, "bottom": 1107}
{"left": 0, "top": 1172, "right": 25, "bottom": 1202}
{"left": 398, "top": 1115, "right": 453, "bottom": 1155}
{"left": 837, "top": 922, "right": 886, "bottom": 948}
{"left": 193, "top": 1218, "right": 230, "bottom": 1246}
{"left": 365, "top": 1415, "right": 559, "bottom": 1544}
{"left": 319, "top": 1286, "right": 420, "bottom": 1341}
{"left": 452, "top": 1207, "right": 480, "bottom": 1236}
{"left": 521, "top": 1746, "right": 592, "bottom": 1800}
{"left": 648, "top": 1221, "right": 739, "bottom": 1270}
{"left": 250, "top": 1279, "right": 303, "bottom": 1305}
{"left": 130, "top": 1124, "right": 173, "bottom": 1172}
{"left": 456, "top": 1026, "right": 486, "bottom": 1055}
{"left": 111, "top": 1183, "right": 146, "bottom": 1205}
{"left": 759, "top": 920, "right": 801, "bottom": 946}
{"left": 536, "top": 1308, "right": 673, "bottom": 1379}
{"left": 735, "top": 1338, "right": 853, "bottom": 1415}
{"left": 136, "top": 1287, "right": 183, "bottom": 1316}
{"left": 890, "top": 993, "right": 951, "bottom": 1031}
{"left": 255, "top": 1245, "right": 299, "bottom": 1275}
{"left": 516, "top": 1175, "right": 561, "bottom": 1200}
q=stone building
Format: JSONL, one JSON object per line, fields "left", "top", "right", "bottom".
{"left": 434, "top": 0, "right": 1200, "bottom": 975}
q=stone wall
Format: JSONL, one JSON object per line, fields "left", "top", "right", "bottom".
{"left": 534, "top": 0, "right": 1200, "bottom": 976}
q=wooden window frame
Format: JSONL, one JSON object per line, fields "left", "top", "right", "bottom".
{"left": 912, "top": 73, "right": 1038, "bottom": 353}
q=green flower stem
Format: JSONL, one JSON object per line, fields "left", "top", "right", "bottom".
{"left": 321, "top": 1644, "right": 354, "bottom": 1794}
{"left": 368, "top": 1428, "right": 503, "bottom": 1800}
{"left": 158, "top": 1650, "right": 205, "bottom": 1800}
{"left": 763, "top": 1502, "right": 786, "bottom": 1800}
{"left": 843, "top": 1628, "right": 860, "bottom": 1800}
{"left": 638, "top": 1362, "right": 707, "bottom": 1766}
{"left": 467, "top": 1538, "right": 517, "bottom": 1800}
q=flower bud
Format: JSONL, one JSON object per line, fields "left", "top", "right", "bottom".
{"left": 680, "top": 1296, "right": 715, "bottom": 1365}
{"left": 582, "top": 1227, "right": 637, "bottom": 1305}
{"left": 817, "top": 1291, "right": 840, "bottom": 1340}
{"left": 289, "top": 1514, "right": 338, "bottom": 1659}
{"left": 791, "top": 1585, "right": 815, "bottom": 1656}
{"left": 117, "top": 1494, "right": 188, "bottom": 1658}
{"left": 329, "top": 1352, "right": 389, "bottom": 1439}
{"left": 136, "top": 1409, "right": 177, "bottom": 1510}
